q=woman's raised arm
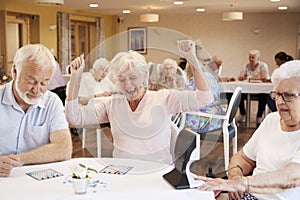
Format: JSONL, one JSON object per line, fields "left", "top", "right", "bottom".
{"left": 177, "top": 40, "right": 209, "bottom": 91}
{"left": 66, "top": 56, "right": 85, "bottom": 101}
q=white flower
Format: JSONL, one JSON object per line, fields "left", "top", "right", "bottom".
{"left": 71, "top": 163, "right": 98, "bottom": 179}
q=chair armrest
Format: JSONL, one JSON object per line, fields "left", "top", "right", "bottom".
{"left": 185, "top": 111, "right": 227, "bottom": 120}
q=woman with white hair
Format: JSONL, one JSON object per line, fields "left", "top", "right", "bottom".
{"left": 149, "top": 58, "right": 186, "bottom": 91}
{"left": 65, "top": 40, "right": 213, "bottom": 164}
{"left": 196, "top": 60, "right": 300, "bottom": 200}
{"left": 77, "top": 57, "right": 112, "bottom": 105}
{"left": 237, "top": 49, "right": 270, "bottom": 125}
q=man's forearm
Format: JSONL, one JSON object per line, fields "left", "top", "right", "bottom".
{"left": 18, "top": 131, "right": 72, "bottom": 165}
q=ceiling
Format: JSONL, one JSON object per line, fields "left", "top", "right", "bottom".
{"left": 26, "top": 0, "right": 300, "bottom": 15}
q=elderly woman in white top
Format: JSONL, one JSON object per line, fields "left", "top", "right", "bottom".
{"left": 78, "top": 57, "right": 112, "bottom": 105}
{"left": 65, "top": 40, "right": 213, "bottom": 164}
{"left": 158, "top": 58, "right": 186, "bottom": 90}
{"left": 149, "top": 58, "right": 186, "bottom": 91}
{"left": 197, "top": 60, "right": 300, "bottom": 200}
{"left": 237, "top": 50, "right": 271, "bottom": 125}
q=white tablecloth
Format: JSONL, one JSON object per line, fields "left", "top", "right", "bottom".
{"left": 220, "top": 81, "right": 274, "bottom": 127}
{"left": 220, "top": 81, "right": 274, "bottom": 94}
{"left": 0, "top": 158, "right": 215, "bottom": 200}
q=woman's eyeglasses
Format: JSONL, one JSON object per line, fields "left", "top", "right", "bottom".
{"left": 270, "top": 91, "right": 300, "bottom": 102}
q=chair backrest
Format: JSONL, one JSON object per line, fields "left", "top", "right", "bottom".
{"left": 218, "top": 65, "right": 222, "bottom": 77}
{"left": 226, "top": 87, "right": 242, "bottom": 123}
{"left": 170, "top": 120, "right": 180, "bottom": 160}
{"left": 172, "top": 128, "right": 199, "bottom": 172}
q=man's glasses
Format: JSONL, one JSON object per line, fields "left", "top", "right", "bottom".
{"left": 270, "top": 91, "right": 300, "bottom": 102}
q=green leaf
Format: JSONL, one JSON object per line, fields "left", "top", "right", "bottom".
{"left": 87, "top": 167, "right": 98, "bottom": 173}
{"left": 79, "top": 163, "right": 86, "bottom": 168}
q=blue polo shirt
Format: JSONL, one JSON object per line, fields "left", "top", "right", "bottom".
{"left": 0, "top": 81, "right": 68, "bottom": 155}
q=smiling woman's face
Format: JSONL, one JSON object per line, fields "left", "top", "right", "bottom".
{"left": 116, "top": 66, "right": 145, "bottom": 101}
{"left": 275, "top": 77, "right": 300, "bottom": 128}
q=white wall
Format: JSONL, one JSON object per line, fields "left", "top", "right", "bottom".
{"left": 118, "top": 12, "right": 300, "bottom": 77}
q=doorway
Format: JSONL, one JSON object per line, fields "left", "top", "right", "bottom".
{"left": 0, "top": 11, "right": 39, "bottom": 77}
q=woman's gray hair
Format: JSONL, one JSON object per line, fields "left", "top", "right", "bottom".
{"left": 107, "top": 50, "right": 149, "bottom": 85}
{"left": 271, "top": 60, "right": 300, "bottom": 85}
{"left": 249, "top": 50, "right": 260, "bottom": 57}
{"left": 161, "top": 58, "right": 178, "bottom": 68}
{"left": 92, "top": 57, "right": 109, "bottom": 71}
{"left": 12, "top": 44, "right": 56, "bottom": 76}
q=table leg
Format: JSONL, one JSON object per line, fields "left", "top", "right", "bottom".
{"left": 246, "top": 94, "right": 251, "bottom": 127}
{"left": 96, "top": 128, "right": 102, "bottom": 158}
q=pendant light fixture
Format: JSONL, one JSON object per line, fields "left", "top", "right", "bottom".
{"left": 140, "top": 7, "right": 159, "bottom": 23}
{"left": 35, "top": 0, "right": 64, "bottom": 6}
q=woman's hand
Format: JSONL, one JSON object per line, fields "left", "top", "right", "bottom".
{"left": 70, "top": 56, "right": 85, "bottom": 81}
{"left": 177, "top": 40, "right": 198, "bottom": 69}
{"left": 177, "top": 39, "right": 209, "bottom": 91}
{"left": 66, "top": 56, "right": 85, "bottom": 101}
{"left": 196, "top": 175, "right": 246, "bottom": 199}
{"left": 95, "top": 91, "right": 112, "bottom": 98}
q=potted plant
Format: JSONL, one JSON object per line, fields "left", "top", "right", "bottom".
{"left": 71, "top": 163, "right": 98, "bottom": 194}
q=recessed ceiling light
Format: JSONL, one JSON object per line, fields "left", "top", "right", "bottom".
{"left": 270, "top": 0, "right": 280, "bottom": 2}
{"left": 173, "top": 1, "right": 183, "bottom": 5}
{"left": 123, "top": 10, "right": 131, "bottom": 14}
{"left": 278, "top": 6, "right": 288, "bottom": 10}
{"left": 196, "top": 8, "right": 206, "bottom": 12}
{"left": 89, "top": 3, "right": 98, "bottom": 8}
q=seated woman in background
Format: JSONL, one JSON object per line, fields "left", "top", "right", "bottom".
{"left": 267, "top": 51, "right": 294, "bottom": 112}
{"left": 77, "top": 57, "right": 112, "bottom": 105}
{"left": 237, "top": 50, "right": 270, "bottom": 125}
{"left": 65, "top": 40, "right": 213, "bottom": 164}
{"left": 148, "top": 58, "right": 185, "bottom": 91}
{"left": 274, "top": 51, "right": 294, "bottom": 67}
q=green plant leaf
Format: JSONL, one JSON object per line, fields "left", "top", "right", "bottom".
{"left": 79, "top": 163, "right": 86, "bottom": 168}
{"left": 87, "top": 167, "right": 98, "bottom": 173}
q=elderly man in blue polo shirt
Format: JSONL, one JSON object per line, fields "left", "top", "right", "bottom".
{"left": 0, "top": 44, "right": 72, "bottom": 177}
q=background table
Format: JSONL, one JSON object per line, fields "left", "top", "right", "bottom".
{"left": 1, "top": 158, "right": 215, "bottom": 200}
{"left": 221, "top": 81, "right": 273, "bottom": 127}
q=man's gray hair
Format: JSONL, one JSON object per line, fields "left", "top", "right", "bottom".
{"left": 12, "top": 44, "right": 56, "bottom": 76}
{"left": 271, "top": 60, "right": 300, "bottom": 86}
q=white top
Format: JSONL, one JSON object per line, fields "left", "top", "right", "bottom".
{"left": 241, "top": 61, "right": 270, "bottom": 80}
{"left": 48, "top": 61, "right": 66, "bottom": 90}
{"left": 94, "top": 76, "right": 118, "bottom": 94}
{"left": 66, "top": 89, "right": 213, "bottom": 164}
{"left": 78, "top": 72, "right": 97, "bottom": 97}
{"left": 243, "top": 112, "right": 300, "bottom": 200}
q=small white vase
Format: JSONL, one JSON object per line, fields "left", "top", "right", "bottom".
{"left": 73, "top": 178, "right": 88, "bottom": 194}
